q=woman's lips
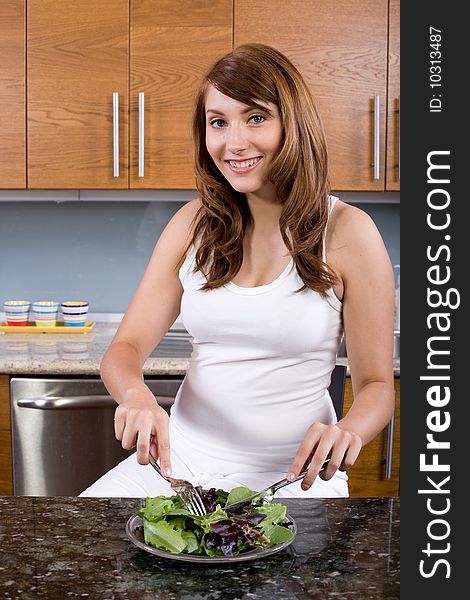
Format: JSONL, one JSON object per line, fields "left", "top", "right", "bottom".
{"left": 225, "top": 156, "right": 262, "bottom": 174}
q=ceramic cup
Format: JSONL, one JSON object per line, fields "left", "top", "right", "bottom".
{"left": 3, "top": 300, "right": 31, "bottom": 326}
{"left": 32, "top": 301, "right": 60, "bottom": 327}
{"left": 60, "top": 301, "right": 89, "bottom": 327}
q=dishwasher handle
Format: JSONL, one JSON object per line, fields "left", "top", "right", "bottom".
{"left": 17, "top": 395, "right": 176, "bottom": 410}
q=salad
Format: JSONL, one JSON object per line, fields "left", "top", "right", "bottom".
{"left": 137, "top": 485, "right": 294, "bottom": 558}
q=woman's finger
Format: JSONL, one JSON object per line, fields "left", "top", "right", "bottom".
{"left": 114, "top": 407, "right": 124, "bottom": 441}
{"left": 286, "top": 426, "right": 322, "bottom": 482}
{"left": 300, "top": 449, "right": 332, "bottom": 490}
{"left": 338, "top": 434, "right": 362, "bottom": 471}
{"left": 135, "top": 421, "right": 153, "bottom": 464}
{"left": 155, "top": 418, "right": 172, "bottom": 477}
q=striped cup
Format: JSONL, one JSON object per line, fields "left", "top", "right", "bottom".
{"left": 32, "top": 301, "right": 60, "bottom": 327}
{"left": 4, "top": 300, "right": 31, "bottom": 326}
{"left": 60, "top": 301, "right": 89, "bottom": 327}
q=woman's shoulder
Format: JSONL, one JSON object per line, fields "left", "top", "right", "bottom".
{"left": 169, "top": 197, "right": 203, "bottom": 230}
{"left": 154, "top": 198, "right": 203, "bottom": 267}
{"left": 161, "top": 198, "right": 202, "bottom": 243}
{"left": 329, "top": 199, "right": 381, "bottom": 246}
{"left": 326, "top": 199, "right": 389, "bottom": 277}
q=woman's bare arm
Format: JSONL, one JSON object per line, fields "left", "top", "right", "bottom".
{"left": 100, "top": 199, "right": 201, "bottom": 472}
{"left": 288, "top": 202, "right": 396, "bottom": 488}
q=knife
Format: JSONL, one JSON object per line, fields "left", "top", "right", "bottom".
{"left": 224, "top": 459, "right": 330, "bottom": 513}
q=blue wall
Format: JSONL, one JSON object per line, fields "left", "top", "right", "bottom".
{"left": 1, "top": 199, "right": 399, "bottom": 312}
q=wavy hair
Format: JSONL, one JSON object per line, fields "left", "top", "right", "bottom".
{"left": 187, "top": 43, "right": 339, "bottom": 294}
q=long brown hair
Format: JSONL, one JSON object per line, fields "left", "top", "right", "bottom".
{"left": 188, "top": 43, "right": 338, "bottom": 294}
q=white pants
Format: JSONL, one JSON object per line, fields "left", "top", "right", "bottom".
{"left": 79, "top": 450, "right": 348, "bottom": 498}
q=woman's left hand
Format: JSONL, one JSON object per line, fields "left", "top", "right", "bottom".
{"left": 287, "top": 422, "right": 363, "bottom": 490}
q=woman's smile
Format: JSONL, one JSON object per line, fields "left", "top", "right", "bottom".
{"left": 225, "top": 156, "right": 262, "bottom": 173}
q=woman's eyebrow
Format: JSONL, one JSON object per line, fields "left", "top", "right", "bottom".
{"left": 206, "top": 104, "right": 273, "bottom": 116}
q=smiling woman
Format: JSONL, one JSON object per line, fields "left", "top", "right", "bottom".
{"left": 190, "top": 44, "right": 332, "bottom": 293}
{"left": 81, "top": 44, "right": 395, "bottom": 501}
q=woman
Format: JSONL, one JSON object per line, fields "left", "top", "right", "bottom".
{"left": 80, "top": 44, "right": 395, "bottom": 498}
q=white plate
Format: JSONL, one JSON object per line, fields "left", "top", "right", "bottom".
{"left": 126, "top": 512, "right": 297, "bottom": 564}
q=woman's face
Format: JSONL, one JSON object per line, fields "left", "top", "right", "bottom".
{"left": 204, "top": 85, "right": 282, "bottom": 201}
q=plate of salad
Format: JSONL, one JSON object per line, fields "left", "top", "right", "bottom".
{"left": 126, "top": 485, "right": 297, "bottom": 563}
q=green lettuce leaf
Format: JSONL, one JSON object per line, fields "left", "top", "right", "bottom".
{"left": 225, "top": 486, "right": 257, "bottom": 506}
{"left": 142, "top": 518, "right": 187, "bottom": 554}
{"left": 261, "top": 522, "right": 294, "bottom": 544}
{"left": 255, "top": 502, "right": 287, "bottom": 530}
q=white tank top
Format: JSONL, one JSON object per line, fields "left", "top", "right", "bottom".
{"left": 169, "top": 196, "right": 343, "bottom": 474}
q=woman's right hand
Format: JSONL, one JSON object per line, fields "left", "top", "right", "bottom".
{"left": 113, "top": 386, "right": 172, "bottom": 476}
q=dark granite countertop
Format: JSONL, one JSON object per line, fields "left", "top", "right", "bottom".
{"left": 0, "top": 496, "right": 399, "bottom": 599}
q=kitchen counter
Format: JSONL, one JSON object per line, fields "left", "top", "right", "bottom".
{"left": 0, "top": 321, "right": 400, "bottom": 376}
{"left": 0, "top": 496, "right": 399, "bottom": 599}
{"left": 0, "top": 321, "right": 188, "bottom": 376}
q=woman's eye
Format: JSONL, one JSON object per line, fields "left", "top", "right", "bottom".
{"left": 250, "top": 115, "right": 266, "bottom": 124}
{"left": 210, "top": 119, "right": 225, "bottom": 128}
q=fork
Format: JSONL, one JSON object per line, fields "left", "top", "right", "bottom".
{"left": 225, "top": 458, "right": 331, "bottom": 513}
{"left": 147, "top": 453, "right": 207, "bottom": 516}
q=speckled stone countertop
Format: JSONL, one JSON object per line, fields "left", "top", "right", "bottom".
{"left": 0, "top": 496, "right": 399, "bottom": 599}
{"left": 0, "top": 321, "right": 400, "bottom": 376}
{"left": 0, "top": 321, "right": 188, "bottom": 376}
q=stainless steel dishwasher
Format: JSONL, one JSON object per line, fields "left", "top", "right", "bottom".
{"left": 10, "top": 329, "right": 193, "bottom": 496}
{"left": 10, "top": 376, "right": 184, "bottom": 496}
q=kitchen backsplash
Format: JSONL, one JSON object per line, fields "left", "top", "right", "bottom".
{"left": 0, "top": 195, "right": 399, "bottom": 312}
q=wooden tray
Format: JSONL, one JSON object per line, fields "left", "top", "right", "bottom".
{"left": 0, "top": 322, "right": 95, "bottom": 334}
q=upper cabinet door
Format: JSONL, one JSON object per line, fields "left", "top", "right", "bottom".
{"left": 0, "top": 0, "right": 25, "bottom": 189}
{"left": 234, "top": 0, "right": 388, "bottom": 191}
{"left": 27, "top": 0, "right": 129, "bottom": 189}
{"left": 386, "top": 0, "right": 400, "bottom": 191}
{"left": 130, "top": 0, "right": 232, "bottom": 189}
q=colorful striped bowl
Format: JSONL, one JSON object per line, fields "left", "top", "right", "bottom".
{"left": 4, "top": 300, "right": 31, "bottom": 326}
{"left": 32, "top": 301, "right": 60, "bottom": 327}
{"left": 60, "top": 301, "right": 89, "bottom": 327}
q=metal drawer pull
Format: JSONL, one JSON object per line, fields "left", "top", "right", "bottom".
{"left": 17, "top": 395, "right": 175, "bottom": 410}
{"left": 113, "top": 92, "right": 120, "bottom": 177}
{"left": 385, "top": 414, "right": 395, "bottom": 478}
{"left": 139, "top": 92, "right": 145, "bottom": 177}
{"left": 373, "top": 95, "right": 380, "bottom": 180}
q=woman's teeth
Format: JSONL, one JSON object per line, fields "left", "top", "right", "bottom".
{"left": 228, "top": 157, "right": 260, "bottom": 169}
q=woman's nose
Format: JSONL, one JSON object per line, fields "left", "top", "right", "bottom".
{"left": 226, "top": 123, "right": 248, "bottom": 153}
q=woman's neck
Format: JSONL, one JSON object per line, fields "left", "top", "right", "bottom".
{"left": 245, "top": 189, "right": 282, "bottom": 231}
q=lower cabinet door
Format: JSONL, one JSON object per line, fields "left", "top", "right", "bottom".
{"left": 0, "top": 376, "right": 13, "bottom": 495}
{"left": 344, "top": 377, "right": 400, "bottom": 497}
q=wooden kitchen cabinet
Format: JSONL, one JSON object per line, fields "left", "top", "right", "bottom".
{"left": 0, "top": 376, "right": 13, "bottom": 495}
{"left": 4, "top": 1, "right": 399, "bottom": 191}
{"left": 27, "top": 0, "right": 129, "bottom": 189}
{"left": 26, "top": 0, "right": 232, "bottom": 190}
{"left": 129, "top": 0, "right": 232, "bottom": 188}
{"left": 386, "top": 0, "right": 400, "bottom": 190}
{"left": 344, "top": 377, "right": 400, "bottom": 497}
{"left": 234, "top": 0, "right": 396, "bottom": 191}
{"left": 0, "top": 0, "right": 25, "bottom": 189}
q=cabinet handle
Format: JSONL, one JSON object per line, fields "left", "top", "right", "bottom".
{"left": 373, "top": 95, "right": 380, "bottom": 180}
{"left": 385, "top": 414, "right": 395, "bottom": 478}
{"left": 397, "top": 96, "right": 400, "bottom": 180}
{"left": 113, "top": 92, "right": 120, "bottom": 177}
{"left": 139, "top": 92, "right": 145, "bottom": 177}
